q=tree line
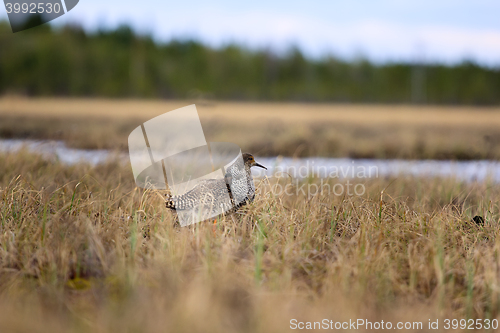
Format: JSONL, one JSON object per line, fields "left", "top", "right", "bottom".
{"left": 0, "top": 20, "right": 499, "bottom": 104}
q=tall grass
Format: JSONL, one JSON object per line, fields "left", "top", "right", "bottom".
{"left": 0, "top": 150, "right": 499, "bottom": 332}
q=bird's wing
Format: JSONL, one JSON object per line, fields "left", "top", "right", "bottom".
{"left": 165, "top": 178, "right": 231, "bottom": 211}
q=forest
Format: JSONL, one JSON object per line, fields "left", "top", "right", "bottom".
{"left": 0, "top": 20, "right": 499, "bottom": 104}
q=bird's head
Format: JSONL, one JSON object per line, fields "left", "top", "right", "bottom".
{"left": 242, "top": 153, "right": 267, "bottom": 170}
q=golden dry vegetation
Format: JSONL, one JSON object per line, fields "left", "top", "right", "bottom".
{"left": 1, "top": 98, "right": 500, "bottom": 332}
{"left": 1, "top": 97, "right": 500, "bottom": 159}
{"left": 0, "top": 149, "right": 499, "bottom": 332}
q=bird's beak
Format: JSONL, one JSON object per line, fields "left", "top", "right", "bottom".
{"left": 254, "top": 162, "right": 267, "bottom": 170}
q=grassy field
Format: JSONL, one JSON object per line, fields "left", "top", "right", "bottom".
{"left": 0, "top": 148, "right": 499, "bottom": 332}
{"left": 1, "top": 98, "right": 500, "bottom": 332}
{"left": 1, "top": 97, "right": 500, "bottom": 159}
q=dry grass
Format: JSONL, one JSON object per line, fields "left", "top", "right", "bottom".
{"left": 1, "top": 97, "right": 500, "bottom": 159}
{"left": 1, "top": 150, "right": 500, "bottom": 332}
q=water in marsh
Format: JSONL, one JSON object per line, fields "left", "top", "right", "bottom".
{"left": 1, "top": 139, "right": 500, "bottom": 183}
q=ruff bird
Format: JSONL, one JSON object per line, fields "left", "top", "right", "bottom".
{"left": 165, "top": 153, "right": 267, "bottom": 220}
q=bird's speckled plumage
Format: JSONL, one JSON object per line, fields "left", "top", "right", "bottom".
{"left": 165, "top": 153, "right": 266, "bottom": 217}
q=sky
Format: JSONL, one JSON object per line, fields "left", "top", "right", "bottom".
{"left": 2, "top": 0, "right": 500, "bottom": 65}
